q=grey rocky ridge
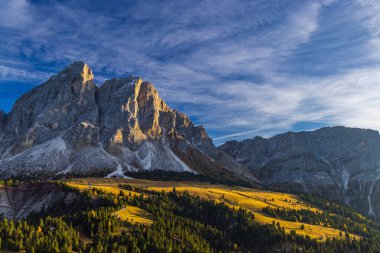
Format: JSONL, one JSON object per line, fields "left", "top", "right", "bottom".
{"left": 220, "top": 127, "right": 380, "bottom": 219}
{"left": 0, "top": 62, "right": 255, "bottom": 183}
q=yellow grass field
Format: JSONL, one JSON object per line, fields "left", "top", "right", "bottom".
{"left": 64, "top": 178, "right": 359, "bottom": 240}
{"left": 65, "top": 182, "right": 141, "bottom": 197}
{"left": 114, "top": 206, "right": 153, "bottom": 226}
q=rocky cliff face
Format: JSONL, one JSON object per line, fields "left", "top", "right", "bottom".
{"left": 0, "top": 62, "right": 253, "bottom": 183}
{"left": 220, "top": 127, "right": 380, "bottom": 219}
{"left": 0, "top": 183, "right": 77, "bottom": 219}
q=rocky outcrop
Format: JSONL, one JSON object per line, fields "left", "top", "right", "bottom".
{"left": 64, "top": 122, "right": 100, "bottom": 148}
{"left": 96, "top": 78, "right": 171, "bottom": 148}
{"left": 0, "top": 183, "right": 77, "bottom": 219}
{"left": 220, "top": 127, "right": 380, "bottom": 219}
{"left": 0, "top": 62, "right": 253, "bottom": 183}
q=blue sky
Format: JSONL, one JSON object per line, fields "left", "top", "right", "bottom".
{"left": 1, "top": 0, "right": 380, "bottom": 145}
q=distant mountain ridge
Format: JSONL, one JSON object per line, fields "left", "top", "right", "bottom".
{"left": 0, "top": 62, "right": 255, "bottom": 183}
{"left": 220, "top": 126, "right": 380, "bottom": 219}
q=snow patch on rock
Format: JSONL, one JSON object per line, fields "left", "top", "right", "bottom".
{"left": 342, "top": 169, "right": 350, "bottom": 190}
{"left": 105, "top": 164, "right": 131, "bottom": 179}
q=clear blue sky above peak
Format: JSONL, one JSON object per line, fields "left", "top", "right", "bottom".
{"left": 1, "top": 0, "right": 380, "bottom": 145}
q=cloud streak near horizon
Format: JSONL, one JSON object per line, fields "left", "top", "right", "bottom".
{"left": 1, "top": 0, "right": 380, "bottom": 145}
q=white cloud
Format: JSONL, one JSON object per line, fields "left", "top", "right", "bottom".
{"left": 358, "top": 0, "right": 380, "bottom": 36}
{"left": 2, "top": 0, "right": 380, "bottom": 145}
{"left": 0, "top": 65, "right": 52, "bottom": 81}
{"left": 0, "top": 0, "right": 31, "bottom": 28}
{"left": 210, "top": 66, "right": 380, "bottom": 144}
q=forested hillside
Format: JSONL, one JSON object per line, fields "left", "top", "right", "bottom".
{"left": 0, "top": 178, "right": 380, "bottom": 252}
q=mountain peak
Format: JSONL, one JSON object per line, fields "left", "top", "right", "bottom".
{"left": 0, "top": 61, "right": 253, "bottom": 185}
{"left": 4, "top": 62, "right": 98, "bottom": 139}
{"left": 58, "top": 61, "right": 93, "bottom": 83}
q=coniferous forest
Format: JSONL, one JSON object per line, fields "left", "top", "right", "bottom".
{"left": 0, "top": 180, "right": 380, "bottom": 252}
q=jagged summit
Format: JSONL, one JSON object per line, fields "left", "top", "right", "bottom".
{"left": 45, "top": 61, "right": 94, "bottom": 87}
{"left": 0, "top": 62, "right": 254, "bottom": 184}
{"left": 59, "top": 61, "right": 92, "bottom": 75}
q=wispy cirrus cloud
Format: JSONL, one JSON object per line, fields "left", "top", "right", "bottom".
{"left": 0, "top": 65, "right": 52, "bottom": 81}
{"left": 0, "top": 0, "right": 31, "bottom": 29}
{"left": 1, "top": 0, "right": 380, "bottom": 145}
{"left": 211, "top": 66, "right": 380, "bottom": 143}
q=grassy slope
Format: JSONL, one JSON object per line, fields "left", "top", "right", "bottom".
{"left": 65, "top": 178, "right": 360, "bottom": 240}
{"left": 114, "top": 206, "right": 153, "bottom": 226}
